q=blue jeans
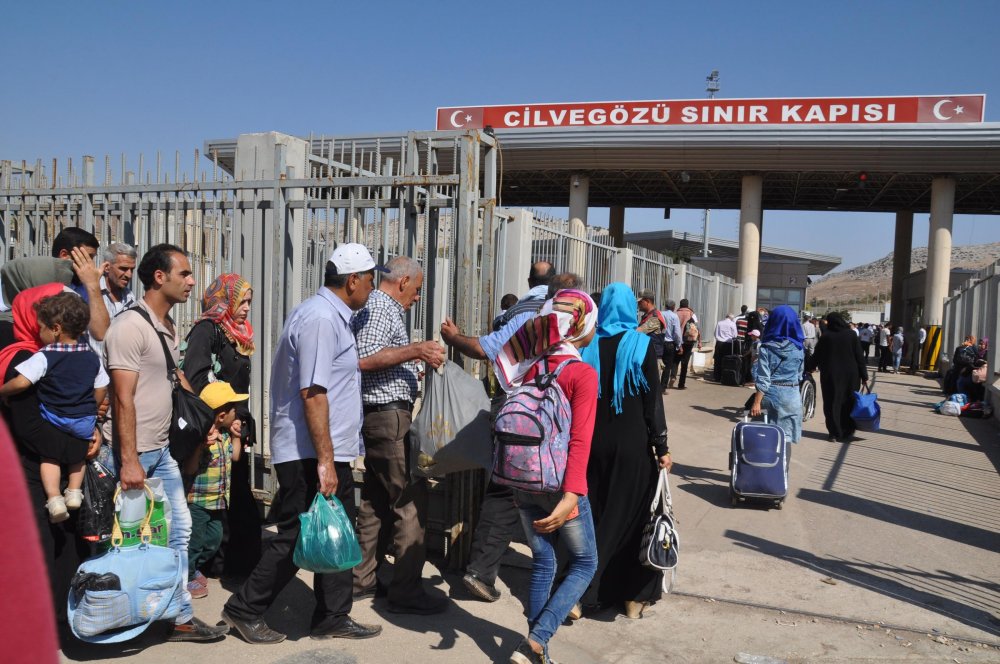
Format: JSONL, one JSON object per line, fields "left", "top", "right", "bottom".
{"left": 893, "top": 349, "right": 902, "bottom": 371}
{"left": 102, "top": 444, "right": 193, "bottom": 624}
{"left": 514, "top": 492, "right": 597, "bottom": 652}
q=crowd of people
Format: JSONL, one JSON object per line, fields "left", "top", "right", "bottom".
{"left": 5, "top": 231, "right": 990, "bottom": 663}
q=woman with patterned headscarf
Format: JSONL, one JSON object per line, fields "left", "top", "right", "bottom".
{"left": 183, "top": 273, "right": 260, "bottom": 585}
{"left": 494, "top": 289, "right": 599, "bottom": 664}
{"left": 579, "top": 282, "right": 670, "bottom": 620}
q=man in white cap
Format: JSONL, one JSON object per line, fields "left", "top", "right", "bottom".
{"left": 222, "top": 243, "right": 384, "bottom": 644}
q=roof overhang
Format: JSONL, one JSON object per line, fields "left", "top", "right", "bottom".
{"left": 206, "top": 123, "right": 1000, "bottom": 214}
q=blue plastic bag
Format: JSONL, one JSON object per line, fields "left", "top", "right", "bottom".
{"left": 293, "top": 494, "right": 362, "bottom": 574}
{"left": 851, "top": 387, "right": 881, "bottom": 432}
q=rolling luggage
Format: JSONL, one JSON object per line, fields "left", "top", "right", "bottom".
{"left": 729, "top": 414, "right": 787, "bottom": 509}
{"left": 720, "top": 339, "right": 744, "bottom": 386}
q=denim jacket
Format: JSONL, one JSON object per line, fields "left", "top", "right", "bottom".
{"left": 753, "top": 339, "right": 804, "bottom": 394}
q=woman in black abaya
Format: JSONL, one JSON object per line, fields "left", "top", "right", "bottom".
{"left": 808, "top": 312, "right": 869, "bottom": 442}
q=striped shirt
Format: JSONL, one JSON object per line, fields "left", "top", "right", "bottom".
{"left": 187, "top": 430, "right": 233, "bottom": 511}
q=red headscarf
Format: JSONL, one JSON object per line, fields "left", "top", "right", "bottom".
{"left": 0, "top": 283, "right": 65, "bottom": 382}
{"left": 200, "top": 273, "right": 255, "bottom": 356}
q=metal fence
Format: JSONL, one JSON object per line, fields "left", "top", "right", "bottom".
{"left": 684, "top": 263, "right": 715, "bottom": 325}
{"left": 942, "top": 260, "right": 1000, "bottom": 384}
{"left": 630, "top": 242, "right": 673, "bottom": 301}
{"left": 529, "top": 215, "right": 619, "bottom": 291}
{"left": 0, "top": 131, "right": 499, "bottom": 496}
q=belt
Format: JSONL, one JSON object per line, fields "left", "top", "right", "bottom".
{"left": 363, "top": 400, "right": 413, "bottom": 415}
{"left": 772, "top": 382, "right": 798, "bottom": 387}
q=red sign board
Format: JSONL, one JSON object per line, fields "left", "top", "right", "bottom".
{"left": 437, "top": 95, "right": 985, "bottom": 130}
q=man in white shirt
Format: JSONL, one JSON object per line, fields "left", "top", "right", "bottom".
{"left": 802, "top": 317, "right": 818, "bottom": 357}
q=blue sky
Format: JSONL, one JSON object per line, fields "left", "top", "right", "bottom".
{"left": 2, "top": 0, "right": 998, "bottom": 272}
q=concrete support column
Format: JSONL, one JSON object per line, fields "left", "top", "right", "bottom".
{"left": 890, "top": 210, "right": 913, "bottom": 327}
{"left": 609, "top": 205, "right": 625, "bottom": 248}
{"left": 612, "top": 247, "right": 633, "bottom": 285}
{"left": 500, "top": 208, "right": 534, "bottom": 301}
{"left": 923, "top": 177, "right": 956, "bottom": 326}
{"left": 736, "top": 174, "right": 763, "bottom": 310}
{"left": 568, "top": 174, "right": 589, "bottom": 228}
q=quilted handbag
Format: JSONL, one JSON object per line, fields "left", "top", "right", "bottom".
{"left": 639, "top": 469, "right": 679, "bottom": 592}
{"left": 67, "top": 484, "right": 186, "bottom": 643}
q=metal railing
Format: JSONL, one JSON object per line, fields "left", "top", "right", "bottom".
{"left": 630, "top": 242, "right": 673, "bottom": 301}
{"left": 942, "top": 260, "right": 1000, "bottom": 383}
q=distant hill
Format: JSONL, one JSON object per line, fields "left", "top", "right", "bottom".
{"left": 809, "top": 243, "right": 1000, "bottom": 306}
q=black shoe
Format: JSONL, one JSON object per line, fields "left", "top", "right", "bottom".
{"left": 310, "top": 617, "right": 382, "bottom": 640}
{"left": 675, "top": 385, "right": 687, "bottom": 390}
{"left": 220, "top": 609, "right": 285, "bottom": 644}
{"left": 463, "top": 572, "right": 501, "bottom": 602}
{"left": 166, "top": 616, "right": 230, "bottom": 642}
{"left": 353, "top": 583, "right": 386, "bottom": 600}
{"left": 387, "top": 594, "right": 449, "bottom": 615}
{"left": 510, "top": 639, "right": 549, "bottom": 664}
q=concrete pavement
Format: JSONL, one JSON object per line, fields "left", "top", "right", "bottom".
{"left": 61, "top": 366, "right": 1000, "bottom": 663}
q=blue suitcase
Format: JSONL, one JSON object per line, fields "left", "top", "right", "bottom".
{"left": 729, "top": 415, "right": 787, "bottom": 509}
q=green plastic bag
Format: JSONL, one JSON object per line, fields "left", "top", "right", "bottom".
{"left": 293, "top": 494, "right": 362, "bottom": 574}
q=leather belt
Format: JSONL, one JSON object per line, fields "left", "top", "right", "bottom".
{"left": 363, "top": 400, "right": 413, "bottom": 415}
{"left": 772, "top": 382, "right": 798, "bottom": 387}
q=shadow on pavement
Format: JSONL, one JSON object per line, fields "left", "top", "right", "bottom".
{"left": 369, "top": 571, "right": 523, "bottom": 660}
{"left": 726, "top": 529, "right": 1000, "bottom": 639}
{"left": 797, "top": 488, "right": 999, "bottom": 555}
{"left": 60, "top": 621, "right": 168, "bottom": 661}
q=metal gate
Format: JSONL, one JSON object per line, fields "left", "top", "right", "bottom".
{"left": 1, "top": 129, "right": 499, "bottom": 565}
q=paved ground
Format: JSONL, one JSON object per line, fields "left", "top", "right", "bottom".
{"left": 61, "top": 364, "right": 1000, "bottom": 663}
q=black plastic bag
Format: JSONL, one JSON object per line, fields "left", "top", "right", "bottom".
{"left": 79, "top": 459, "right": 117, "bottom": 543}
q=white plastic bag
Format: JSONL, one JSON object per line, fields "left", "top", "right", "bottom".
{"left": 410, "top": 360, "right": 492, "bottom": 478}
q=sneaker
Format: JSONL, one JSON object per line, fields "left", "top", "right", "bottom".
{"left": 187, "top": 580, "right": 208, "bottom": 599}
{"left": 192, "top": 570, "right": 208, "bottom": 588}
{"left": 463, "top": 572, "right": 501, "bottom": 602}
{"left": 510, "top": 639, "right": 548, "bottom": 664}
{"left": 46, "top": 496, "right": 69, "bottom": 523}
{"left": 63, "top": 488, "right": 84, "bottom": 510}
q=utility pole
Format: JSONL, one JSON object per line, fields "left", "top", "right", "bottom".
{"left": 702, "top": 70, "right": 720, "bottom": 258}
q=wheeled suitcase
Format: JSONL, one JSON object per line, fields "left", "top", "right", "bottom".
{"left": 729, "top": 414, "right": 787, "bottom": 509}
{"left": 720, "top": 339, "right": 744, "bottom": 386}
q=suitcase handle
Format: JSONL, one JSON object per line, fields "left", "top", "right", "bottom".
{"left": 742, "top": 412, "right": 769, "bottom": 424}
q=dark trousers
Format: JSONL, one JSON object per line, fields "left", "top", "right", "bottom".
{"left": 860, "top": 341, "right": 870, "bottom": 361}
{"left": 878, "top": 345, "right": 890, "bottom": 371}
{"left": 466, "top": 480, "right": 519, "bottom": 585}
{"left": 660, "top": 342, "right": 677, "bottom": 385}
{"left": 353, "top": 409, "right": 428, "bottom": 604}
{"left": 188, "top": 503, "right": 224, "bottom": 580}
{"left": 224, "top": 459, "right": 355, "bottom": 630}
{"left": 674, "top": 341, "right": 695, "bottom": 388}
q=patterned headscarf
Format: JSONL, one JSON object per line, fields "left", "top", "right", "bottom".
{"left": 0, "top": 283, "right": 67, "bottom": 381}
{"left": 200, "top": 274, "right": 255, "bottom": 356}
{"left": 495, "top": 289, "right": 597, "bottom": 393}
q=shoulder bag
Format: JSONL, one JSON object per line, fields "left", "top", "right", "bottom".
{"left": 639, "top": 468, "right": 679, "bottom": 592}
{"left": 132, "top": 308, "right": 216, "bottom": 462}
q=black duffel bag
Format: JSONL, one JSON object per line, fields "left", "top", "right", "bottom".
{"left": 132, "top": 308, "right": 216, "bottom": 462}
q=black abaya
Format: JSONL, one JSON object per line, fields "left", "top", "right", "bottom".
{"left": 809, "top": 319, "right": 868, "bottom": 440}
{"left": 582, "top": 334, "right": 668, "bottom": 607}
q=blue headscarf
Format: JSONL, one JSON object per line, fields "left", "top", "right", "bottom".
{"left": 581, "top": 282, "right": 650, "bottom": 413}
{"left": 761, "top": 305, "right": 805, "bottom": 351}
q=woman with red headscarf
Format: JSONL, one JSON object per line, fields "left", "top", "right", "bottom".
{"left": 182, "top": 273, "right": 260, "bottom": 582}
{"left": 0, "top": 283, "right": 98, "bottom": 644}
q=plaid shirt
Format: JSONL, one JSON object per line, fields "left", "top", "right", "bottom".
{"left": 43, "top": 342, "right": 93, "bottom": 353}
{"left": 351, "top": 289, "right": 419, "bottom": 406}
{"left": 187, "top": 431, "right": 233, "bottom": 511}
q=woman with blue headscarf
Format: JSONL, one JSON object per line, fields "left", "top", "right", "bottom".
{"left": 750, "top": 305, "right": 805, "bottom": 445}
{"left": 579, "top": 283, "right": 669, "bottom": 620}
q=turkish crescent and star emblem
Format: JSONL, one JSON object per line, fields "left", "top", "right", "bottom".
{"left": 437, "top": 107, "right": 484, "bottom": 130}
{"left": 917, "top": 95, "right": 985, "bottom": 123}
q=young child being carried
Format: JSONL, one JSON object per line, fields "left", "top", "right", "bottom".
{"left": 0, "top": 292, "right": 108, "bottom": 522}
{"left": 183, "top": 381, "right": 248, "bottom": 599}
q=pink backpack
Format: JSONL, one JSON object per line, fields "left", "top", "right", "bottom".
{"left": 491, "top": 359, "right": 576, "bottom": 493}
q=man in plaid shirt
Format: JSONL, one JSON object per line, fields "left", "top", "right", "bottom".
{"left": 350, "top": 256, "right": 447, "bottom": 615}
